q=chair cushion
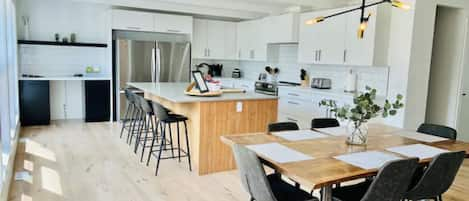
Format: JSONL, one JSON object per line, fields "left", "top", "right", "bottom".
{"left": 161, "top": 114, "right": 188, "bottom": 123}
{"left": 331, "top": 180, "right": 372, "bottom": 201}
{"left": 267, "top": 174, "right": 319, "bottom": 201}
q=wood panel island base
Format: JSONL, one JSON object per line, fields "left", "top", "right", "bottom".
{"left": 128, "top": 82, "right": 278, "bottom": 175}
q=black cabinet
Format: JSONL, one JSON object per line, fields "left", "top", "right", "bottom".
{"left": 85, "top": 80, "right": 110, "bottom": 122}
{"left": 20, "top": 80, "right": 51, "bottom": 126}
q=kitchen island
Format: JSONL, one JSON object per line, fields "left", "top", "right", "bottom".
{"left": 128, "top": 82, "right": 278, "bottom": 175}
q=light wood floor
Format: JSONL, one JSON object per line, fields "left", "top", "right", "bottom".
{"left": 7, "top": 121, "right": 469, "bottom": 201}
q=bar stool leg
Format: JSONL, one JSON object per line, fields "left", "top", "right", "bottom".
{"left": 141, "top": 115, "right": 155, "bottom": 162}
{"left": 183, "top": 120, "right": 192, "bottom": 171}
{"left": 135, "top": 114, "right": 148, "bottom": 154}
{"left": 168, "top": 122, "right": 175, "bottom": 157}
{"left": 155, "top": 123, "right": 166, "bottom": 176}
{"left": 146, "top": 122, "right": 158, "bottom": 166}
{"left": 176, "top": 121, "right": 181, "bottom": 162}
{"left": 126, "top": 106, "right": 136, "bottom": 142}
{"left": 128, "top": 109, "right": 140, "bottom": 144}
{"left": 120, "top": 103, "right": 131, "bottom": 138}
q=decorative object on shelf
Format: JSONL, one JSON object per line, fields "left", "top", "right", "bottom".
{"left": 344, "top": 69, "right": 358, "bottom": 93}
{"left": 54, "top": 33, "right": 60, "bottom": 42}
{"left": 70, "top": 33, "right": 77, "bottom": 43}
{"left": 320, "top": 87, "right": 404, "bottom": 145}
{"left": 305, "top": 0, "right": 411, "bottom": 39}
{"left": 300, "top": 69, "right": 309, "bottom": 87}
{"left": 22, "top": 16, "right": 30, "bottom": 40}
{"left": 62, "top": 37, "right": 69, "bottom": 43}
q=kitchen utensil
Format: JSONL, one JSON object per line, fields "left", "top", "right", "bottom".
{"left": 70, "top": 33, "right": 77, "bottom": 43}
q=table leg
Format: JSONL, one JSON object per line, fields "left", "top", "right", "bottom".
{"left": 321, "top": 185, "right": 333, "bottom": 201}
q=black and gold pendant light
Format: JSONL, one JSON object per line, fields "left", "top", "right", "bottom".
{"left": 306, "top": 0, "right": 411, "bottom": 39}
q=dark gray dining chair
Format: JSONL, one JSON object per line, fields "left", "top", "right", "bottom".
{"left": 331, "top": 158, "right": 419, "bottom": 201}
{"left": 417, "top": 123, "right": 457, "bottom": 140}
{"left": 268, "top": 122, "right": 300, "bottom": 132}
{"left": 311, "top": 118, "right": 340, "bottom": 129}
{"left": 404, "top": 151, "right": 466, "bottom": 201}
{"left": 231, "top": 144, "right": 319, "bottom": 201}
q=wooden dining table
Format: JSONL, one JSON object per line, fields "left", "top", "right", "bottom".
{"left": 220, "top": 123, "right": 469, "bottom": 201}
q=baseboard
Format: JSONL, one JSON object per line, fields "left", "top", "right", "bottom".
{"left": 0, "top": 120, "right": 21, "bottom": 201}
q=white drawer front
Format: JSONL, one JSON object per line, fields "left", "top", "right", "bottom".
{"left": 278, "top": 87, "right": 313, "bottom": 101}
{"left": 278, "top": 98, "right": 314, "bottom": 118}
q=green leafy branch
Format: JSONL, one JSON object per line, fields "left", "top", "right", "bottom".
{"left": 319, "top": 87, "right": 404, "bottom": 126}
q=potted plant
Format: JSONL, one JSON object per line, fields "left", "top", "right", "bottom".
{"left": 320, "top": 87, "right": 404, "bottom": 145}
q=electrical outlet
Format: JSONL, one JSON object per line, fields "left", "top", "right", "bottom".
{"left": 236, "top": 101, "right": 243, "bottom": 112}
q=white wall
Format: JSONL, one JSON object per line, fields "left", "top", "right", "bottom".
{"left": 425, "top": 6, "right": 467, "bottom": 127}
{"left": 0, "top": 0, "right": 20, "bottom": 200}
{"left": 385, "top": 0, "right": 469, "bottom": 129}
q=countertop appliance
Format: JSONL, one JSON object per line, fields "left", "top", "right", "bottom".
{"left": 255, "top": 81, "right": 278, "bottom": 96}
{"left": 232, "top": 68, "right": 242, "bottom": 78}
{"left": 311, "top": 78, "right": 332, "bottom": 89}
{"left": 114, "top": 31, "right": 191, "bottom": 119}
{"left": 196, "top": 63, "right": 223, "bottom": 77}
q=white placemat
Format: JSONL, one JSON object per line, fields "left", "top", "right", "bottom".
{"left": 246, "top": 143, "right": 314, "bottom": 163}
{"left": 392, "top": 130, "right": 449, "bottom": 143}
{"left": 334, "top": 151, "right": 402, "bottom": 170}
{"left": 271, "top": 130, "right": 329, "bottom": 141}
{"left": 386, "top": 144, "right": 449, "bottom": 159}
{"left": 315, "top": 126, "right": 348, "bottom": 136}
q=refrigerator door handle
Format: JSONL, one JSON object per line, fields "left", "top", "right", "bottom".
{"left": 155, "top": 47, "right": 161, "bottom": 83}
{"left": 151, "top": 48, "right": 156, "bottom": 82}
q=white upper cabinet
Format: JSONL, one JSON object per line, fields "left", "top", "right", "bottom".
{"left": 154, "top": 13, "right": 193, "bottom": 34}
{"left": 265, "top": 13, "right": 300, "bottom": 43}
{"left": 237, "top": 19, "right": 267, "bottom": 61}
{"left": 344, "top": 6, "right": 377, "bottom": 66}
{"left": 193, "top": 19, "right": 208, "bottom": 59}
{"left": 298, "top": 8, "right": 346, "bottom": 65}
{"left": 112, "top": 10, "right": 154, "bottom": 32}
{"left": 298, "top": 6, "right": 389, "bottom": 66}
{"left": 192, "top": 19, "right": 237, "bottom": 60}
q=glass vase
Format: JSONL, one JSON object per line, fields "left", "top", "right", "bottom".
{"left": 346, "top": 121, "right": 368, "bottom": 145}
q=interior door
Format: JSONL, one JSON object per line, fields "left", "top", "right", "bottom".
{"left": 457, "top": 17, "right": 469, "bottom": 142}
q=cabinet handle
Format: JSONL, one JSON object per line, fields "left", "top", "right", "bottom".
{"left": 287, "top": 117, "right": 298, "bottom": 122}
{"left": 208, "top": 49, "right": 211, "bottom": 57}
{"left": 314, "top": 51, "right": 317, "bottom": 62}
{"left": 205, "top": 48, "right": 208, "bottom": 57}
{"left": 343, "top": 50, "right": 347, "bottom": 63}
{"left": 126, "top": 26, "right": 141, "bottom": 30}
{"left": 238, "top": 50, "right": 241, "bottom": 59}
{"left": 287, "top": 93, "right": 299, "bottom": 96}
{"left": 319, "top": 50, "right": 322, "bottom": 61}
{"left": 287, "top": 101, "right": 300, "bottom": 105}
{"left": 167, "top": 29, "right": 181, "bottom": 33}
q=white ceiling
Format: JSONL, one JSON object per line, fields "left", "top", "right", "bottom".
{"left": 72, "top": 0, "right": 369, "bottom": 20}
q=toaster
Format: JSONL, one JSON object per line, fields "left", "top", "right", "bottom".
{"left": 311, "top": 78, "right": 332, "bottom": 89}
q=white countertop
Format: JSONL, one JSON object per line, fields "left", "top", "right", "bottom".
{"left": 127, "top": 82, "right": 278, "bottom": 103}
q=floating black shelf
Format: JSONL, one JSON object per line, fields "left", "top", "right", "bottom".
{"left": 18, "top": 40, "right": 108, "bottom": 48}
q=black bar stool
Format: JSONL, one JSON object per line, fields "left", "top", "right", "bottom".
{"left": 120, "top": 89, "right": 137, "bottom": 138}
{"left": 146, "top": 101, "right": 192, "bottom": 176}
{"left": 133, "top": 96, "right": 159, "bottom": 162}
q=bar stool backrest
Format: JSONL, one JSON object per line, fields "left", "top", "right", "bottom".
{"left": 135, "top": 96, "right": 153, "bottom": 114}
{"left": 405, "top": 151, "right": 466, "bottom": 200}
{"left": 124, "top": 89, "right": 136, "bottom": 104}
{"left": 361, "top": 158, "right": 419, "bottom": 201}
{"left": 152, "top": 102, "right": 170, "bottom": 121}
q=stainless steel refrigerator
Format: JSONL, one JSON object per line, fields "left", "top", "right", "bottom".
{"left": 114, "top": 31, "right": 191, "bottom": 119}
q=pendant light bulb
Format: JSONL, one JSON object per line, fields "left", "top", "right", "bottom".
{"left": 391, "top": 0, "right": 411, "bottom": 10}
{"left": 305, "top": 16, "right": 325, "bottom": 25}
{"left": 357, "top": 13, "right": 371, "bottom": 39}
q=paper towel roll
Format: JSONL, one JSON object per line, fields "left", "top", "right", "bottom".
{"left": 345, "top": 69, "right": 357, "bottom": 93}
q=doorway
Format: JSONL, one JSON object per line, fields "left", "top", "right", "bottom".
{"left": 425, "top": 6, "right": 469, "bottom": 141}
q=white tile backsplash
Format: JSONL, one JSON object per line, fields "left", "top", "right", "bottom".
{"left": 19, "top": 45, "right": 108, "bottom": 76}
{"left": 196, "top": 44, "right": 390, "bottom": 96}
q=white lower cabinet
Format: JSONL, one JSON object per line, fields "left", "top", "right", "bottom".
{"left": 50, "top": 80, "right": 84, "bottom": 120}
{"left": 277, "top": 86, "right": 354, "bottom": 129}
